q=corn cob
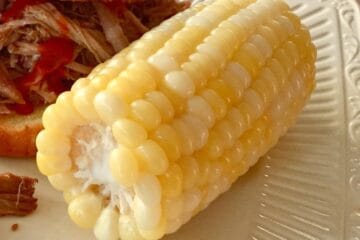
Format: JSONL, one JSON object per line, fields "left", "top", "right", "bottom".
{"left": 36, "top": 0, "right": 316, "bottom": 239}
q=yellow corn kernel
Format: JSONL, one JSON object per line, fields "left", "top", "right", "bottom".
{"left": 197, "top": 158, "right": 212, "bottom": 186}
{"left": 138, "top": 216, "right": 167, "bottom": 240}
{"left": 55, "top": 92, "right": 86, "bottom": 126}
{"left": 159, "top": 164, "right": 183, "bottom": 198}
{"left": 134, "top": 197, "right": 162, "bottom": 231}
{"left": 71, "top": 77, "right": 90, "bottom": 92}
{"left": 73, "top": 85, "right": 100, "bottom": 122}
{"left": 118, "top": 215, "right": 144, "bottom": 240}
{"left": 63, "top": 185, "right": 83, "bottom": 204}
{"left": 107, "top": 76, "right": 143, "bottom": 103}
{"left": 94, "top": 90, "right": 130, "bottom": 124}
{"left": 164, "top": 71, "right": 195, "bottom": 99}
{"left": 197, "top": 42, "right": 227, "bottom": 70}
{"left": 179, "top": 157, "right": 200, "bottom": 190}
{"left": 92, "top": 64, "right": 126, "bottom": 90}
{"left": 214, "top": 119, "right": 237, "bottom": 149}
{"left": 182, "top": 61, "right": 208, "bottom": 90}
{"left": 41, "top": 105, "right": 73, "bottom": 136}
{"left": 94, "top": 206, "right": 119, "bottom": 240}
{"left": 130, "top": 100, "right": 162, "bottom": 131}
{"left": 183, "top": 188, "right": 202, "bottom": 214}
{"left": 159, "top": 85, "right": 186, "bottom": 115}
{"left": 36, "top": 152, "right": 72, "bottom": 176}
{"left": 135, "top": 174, "right": 162, "bottom": 206}
{"left": 136, "top": 140, "right": 169, "bottom": 175}
{"left": 163, "top": 197, "right": 183, "bottom": 220}
{"left": 172, "top": 119, "right": 195, "bottom": 156}
{"left": 187, "top": 96, "right": 215, "bottom": 128}
{"left": 109, "top": 146, "right": 139, "bottom": 187}
{"left": 112, "top": 119, "right": 148, "bottom": 148}
{"left": 197, "top": 131, "right": 225, "bottom": 161}
{"left": 200, "top": 89, "right": 227, "bottom": 120}
{"left": 151, "top": 124, "right": 181, "bottom": 162}
{"left": 68, "top": 192, "right": 103, "bottom": 229}
{"left": 48, "top": 172, "right": 79, "bottom": 191}
{"left": 182, "top": 114, "right": 209, "bottom": 150}
{"left": 36, "top": 129, "right": 70, "bottom": 156}
{"left": 124, "top": 61, "right": 158, "bottom": 93}
{"left": 145, "top": 91, "right": 175, "bottom": 122}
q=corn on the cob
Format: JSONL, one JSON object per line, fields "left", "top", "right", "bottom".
{"left": 36, "top": 0, "right": 316, "bottom": 239}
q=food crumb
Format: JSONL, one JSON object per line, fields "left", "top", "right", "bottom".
{"left": 11, "top": 223, "right": 18, "bottom": 232}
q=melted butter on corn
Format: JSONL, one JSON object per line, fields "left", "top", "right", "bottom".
{"left": 36, "top": 0, "right": 317, "bottom": 239}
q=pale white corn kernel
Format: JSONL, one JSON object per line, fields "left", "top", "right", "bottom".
{"left": 36, "top": 129, "right": 70, "bottom": 156}
{"left": 48, "top": 172, "right": 79, "bottom": 191}
{"left": 226, "top": 62, "right": 252, "bottom": 88}
{"left": 243, "top": 89, "right": 265, "bottom": 119}
{"left": 197, "top": 159, "right": 211, "bottom": 186}
{"left": 130, "top": 100, "right": 162, "bottom": 131}
{"left": 200, "top": 89, "right": 227, "bottom": 120}
{"left": 145, "top": 91, "right": 175, "bottom": 122}
{"left": 41, "top": 105, "right": 73, "bottom": 135}
{"left": 163, "top": 197, "right": 183, "bottom": 220}
{"left": 187, "top": 96, "right": 215, "bottom": 128}
{"left": 109, "top": 146, "right": 139, "bottom": 187}
{"left": 94, "top": 91, "right": 130, "bottom": 124}
{"left": 134, "top": 174, "right": 162, "bottom": 206}
{"left": 197, "top": 131, "right": 225, "bottom": 160}
{"left": 172, "top": 119, "right": 195, "bottom": 156}
{"left": 63, "top": 186, "right": 83, "bottom": 204}
{"left": 138, "top": 216, "right": 167, "bottom": 240}
{"left": 55, "top": 92, "right": 86, "bottom": 126}
{"left": 159, "top": 164, "right": 183, "bottom": 198}
{"left": 249, "top": 34, "right": 272, "bottom": 59}
{"left": 149, "top": 53, "right": 180, "bottom": 74}
{"left": 182, "top": 62, "right": 208, "bottom": 90}
{"left": 183, "top": 188, "right": 202, "bottom": 213}
{"left": 37, "top": 152, "right": 72, "bottom": 176}
{"left": 94, "top": 206, "right": 119, "bottom": 240}
{"left": 118, "top": 215, "right": 144, "bottom": 240}
{"left": 164, "top": 71, "right": 195, "bottom": 99}
{"left": 207, "top": 161, "right": 223, "bottom": 183}
{"left": 134, "top": 197, "right": 162, "bottom": 230}
{"left": 68, "top": 193, "right": 103, "bottom": 229}
{"left": 197, "top": 43, "right": 227, "bottom": 69}
{"left": 136, "top": 140, "right": 169, "bottom": 175}
{"left": 112, "top": 119, "right": 148, "bottom": 148}
{"left": 215, "top": 120, "right": 237, "bottom": 149}
{"left": 73, "top": 86, "right": 100, "bottom": 121}
{"left": 182, "top": 114, "right": 209, "bottom": 150}
{"left": 151, "top": 124, "right": 181, "bottom": 162}
{"left": 179, "top": 157, "right": 200, "bottom": 190}
{"left": 71, "top": 77, "right": 90, "bottom": 92}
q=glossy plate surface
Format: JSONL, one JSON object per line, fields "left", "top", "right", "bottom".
{"left": 1, "top": 0, "right": 360, "bottom": 239}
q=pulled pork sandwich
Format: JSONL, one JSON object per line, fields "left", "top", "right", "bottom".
{"left": 0, "top": 0, "right": 189, "bottom": 157}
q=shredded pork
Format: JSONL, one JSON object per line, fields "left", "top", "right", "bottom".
{"left": 0, "top": 0, "right": 189, "bottom": 115}
{"left": 0, "top": 173, "right": 38, "bottom": 217}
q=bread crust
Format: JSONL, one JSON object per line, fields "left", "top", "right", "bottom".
{"left": 0, "top": 107, "right": 44, "bottom": 158}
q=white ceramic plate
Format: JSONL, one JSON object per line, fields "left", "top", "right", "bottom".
{"left": 1, "top": 0, "right": 360, "bottom": 239}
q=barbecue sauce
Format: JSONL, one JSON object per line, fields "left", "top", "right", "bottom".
{"left": 7, "top": 38, "right": 75, "bottom": 115}
{"left": 1, "top": 0, "right": 47, "bottom": 22}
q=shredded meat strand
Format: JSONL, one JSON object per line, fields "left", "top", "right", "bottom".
{"left": 93, "top": 2, "right": 129, "bottom": 52}
{"left": 0, "top": 62, "right": 24, "bottom": 103}
{"left": 0, "top": 0, "right": 189, "bottom": 114}
{"left": 0, "top": 173, "right": 38, "bottom": 217}
{"left": 24, "top": 3, "right": 114, "bottom": 62}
